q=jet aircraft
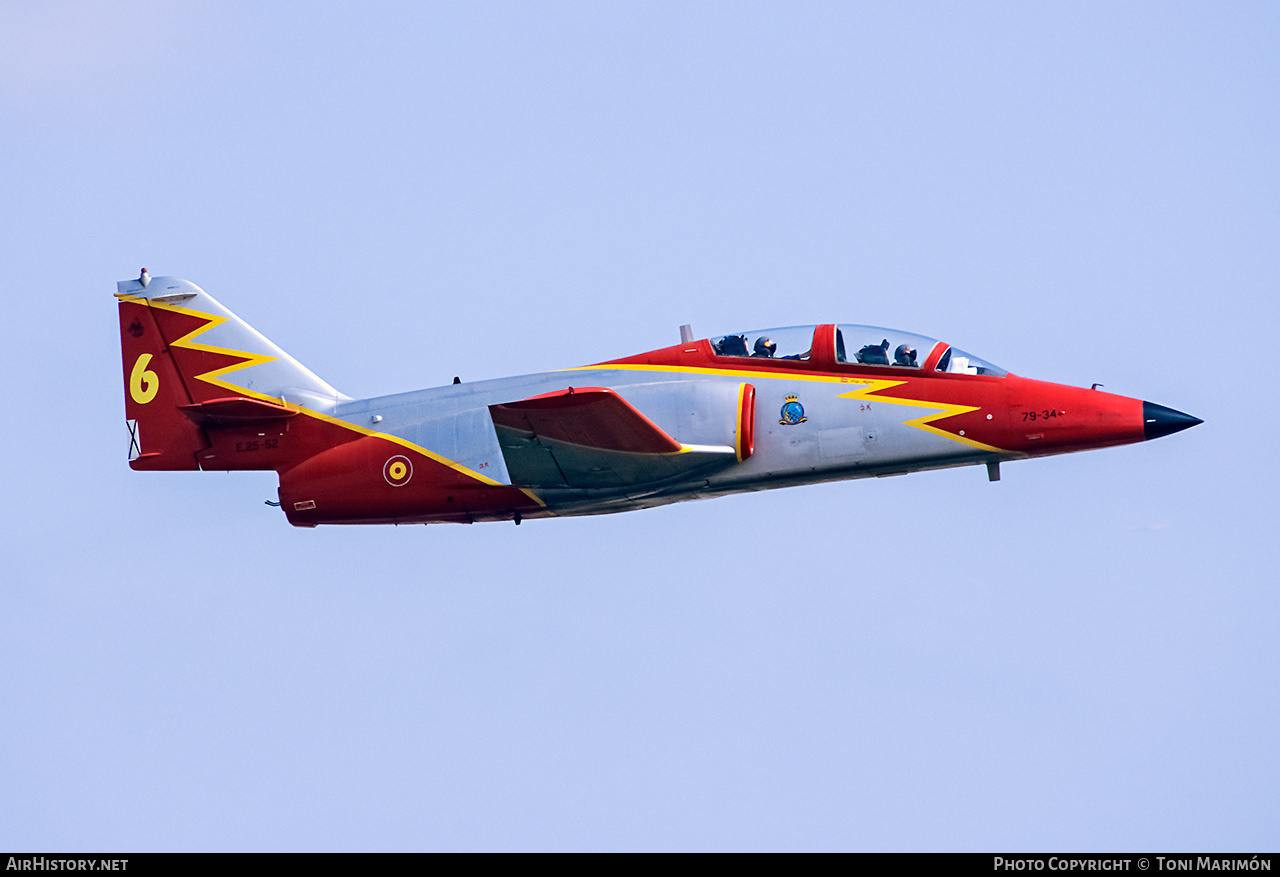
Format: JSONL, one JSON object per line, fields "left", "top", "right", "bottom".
{"left": 117, "top": 271, "right": 1200, "bottom": 527}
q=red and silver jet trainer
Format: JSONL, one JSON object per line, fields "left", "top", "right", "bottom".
{"left": 117, "top": 271, "right": 1200, "bottom": 527}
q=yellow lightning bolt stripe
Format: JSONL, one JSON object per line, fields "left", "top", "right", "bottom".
{"left": 117, "top": 292, "right": 541, "bottom": 500}
{"left": 572, "top": 363, "right": 853, "bottom": 384}
{"left": 833, "top": 378, "right": 1005, "bottom": 453}
{"left": 118, "top": 293, "right": 280, "bottom": 393}
{"left": 575, "top": 363, "right": 1008, "bottom": 453}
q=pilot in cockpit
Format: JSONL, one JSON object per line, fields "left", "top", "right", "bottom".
{"left": 752, "top": 337, "right": 777, "bottom": 357}
{"left": 894, "top": 344, "right": 918, "bottom": 367}
{"left": 857, "top": 339, "right": 890, "bottom": 365}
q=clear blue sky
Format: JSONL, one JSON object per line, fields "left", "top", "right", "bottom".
{"left": 1, "top": 1, "right": 1276, "bottom": 851}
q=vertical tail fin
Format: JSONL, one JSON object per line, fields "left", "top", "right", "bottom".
{"left": 117, "top": 272, "right": 347, "bottom": 471}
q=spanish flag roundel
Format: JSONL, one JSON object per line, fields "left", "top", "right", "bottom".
{"left": 383, "top": 455, "right": 413, "bottom": 487}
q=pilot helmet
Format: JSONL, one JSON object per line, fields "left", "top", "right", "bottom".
{"left": 754, "top": 336, "right": 777, "bottom": 357}
{"left": 894, "top": 344, "right": 917, "bottom": 366}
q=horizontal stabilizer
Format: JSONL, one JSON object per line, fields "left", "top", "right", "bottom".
{"left": 180, "top": 396, "right": 298, "bottom": 428}
{"left": 490, "top": 387, "right": 736, "bottom": 489}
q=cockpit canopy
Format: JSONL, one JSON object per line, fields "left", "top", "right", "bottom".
{"left": 835, "top": 325, "right": 936, "bottom": 368}
{"left": 710, "top": 326, "right": 814, "bottom": 361}
{"left": 709, "top": 324, "right": 1007, "bottom": 376}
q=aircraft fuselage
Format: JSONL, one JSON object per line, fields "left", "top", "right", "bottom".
{"left": 116, "top": 278, "right": 1200, "bottom": 526}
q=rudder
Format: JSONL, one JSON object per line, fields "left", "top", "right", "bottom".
{"left": 120, "top": 285, "right": 207, "bottom": 469}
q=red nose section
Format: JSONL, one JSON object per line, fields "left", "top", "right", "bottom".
{"left": 1000, "top": 377, "right": 1153, "bottom": 456}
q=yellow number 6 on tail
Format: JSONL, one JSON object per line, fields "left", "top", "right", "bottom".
{"left": 129, "top": 353, "right": 159, "bottom": 404}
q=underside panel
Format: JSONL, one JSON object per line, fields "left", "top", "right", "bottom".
{"left": 493, "top": 427, "right": 735, "bottom": 489}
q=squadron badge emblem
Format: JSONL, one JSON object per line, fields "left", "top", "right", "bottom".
{"left": 779, "top": 395, "right": 807, "bottom": 425}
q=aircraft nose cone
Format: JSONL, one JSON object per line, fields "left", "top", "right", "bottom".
{"left": 1143, "top": 401, "right": 1203, "bottom": 440}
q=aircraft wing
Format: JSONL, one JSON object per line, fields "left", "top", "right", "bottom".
{"left": 489, "top": 387, "right": 736, "bottom": 489}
